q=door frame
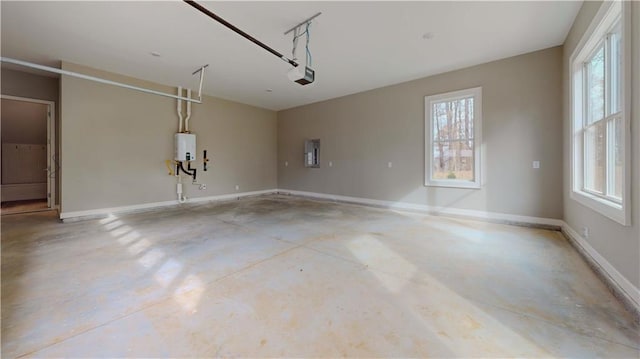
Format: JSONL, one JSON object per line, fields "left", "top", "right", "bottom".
{"left": 1, "top": 94, "right": 57, "bottom": 209}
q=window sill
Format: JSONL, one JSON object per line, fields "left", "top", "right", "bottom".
{"left": 425, "top": 180, "right": 481, "bottom": 189}
{"left": 570, "top": 189, "right": 629, "bottom": 226}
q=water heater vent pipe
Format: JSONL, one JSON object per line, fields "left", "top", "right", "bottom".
{"left": 177, "top": 86, "right": 184, "bottom": 133}
{"left": 185, "top": 89, "right": 192, "bottom": 132}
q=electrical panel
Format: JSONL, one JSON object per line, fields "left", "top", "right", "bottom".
{"left": 304, "top": 139, "right": 320, "bottom": 168}
{"left": 175, "top": 133, "right": 196, "bottom": 161}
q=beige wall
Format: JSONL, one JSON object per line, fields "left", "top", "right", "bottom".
{"left": 1, "top": 68, "right": 58, "bottom": 103}
{"left": 278, "top": 47, "right": 563, "bottom": 219}
{"left": 563, "top": 2, "right": 640, "bottom": 290}
{"left": 1, "top": 99, "right": 48, "bottom": 144}
{"left": 60, "top": 62, "right": 277, "bottom": 214}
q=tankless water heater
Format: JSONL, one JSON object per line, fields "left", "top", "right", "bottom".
{"left": 175, "top": 133, "right": 196, "bottom": 161}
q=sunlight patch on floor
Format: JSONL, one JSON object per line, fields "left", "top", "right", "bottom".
{"left": 343, "top": 231, "right": 550, "bottom": 356}
{"left": 346, "top": 234, "right": 416, "bottom": 293}
{"left": 153, "top": 259, "right": 182, "bottom": 287}
{"left": 139, "top": 249, "right": 166, "bottom": 269}
{"left": 110, "top": 225, "right": 131, "bottom": 237}
{"left": 429, "top": 220, "right": 487, "bottom": 242}
{"left": 99, "top": 214, "right": 118, "bottom": 225}
{"left": 128, "top": 238, "right": 152, "bottom": 256}
{"left": 117, "top": 230, "right": 140, "bottom": 245}
{"left": 101, "top": 214, "right": 204, "bottom": 314}
{"left": 173, "top": 274, "right": 205, "bottom": 313}
{"left": 103, "top": 220, "right": 124, "bottom": 231}
{"left": 399, "top": 268, "right": 551, "bottom": 357}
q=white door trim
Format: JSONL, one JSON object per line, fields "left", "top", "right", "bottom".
{"left": 1, "top": 94, "right": 56, "bottom": 208}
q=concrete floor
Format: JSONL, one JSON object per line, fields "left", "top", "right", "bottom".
{"left": 1, "top": 195, "right": 638, "bottom": 357}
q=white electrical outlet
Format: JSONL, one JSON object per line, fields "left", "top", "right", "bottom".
{"left": 199, "top": 184, "right": 207, "bottom": 190}
{"left": 582, "top": 227, "right": 590, "bottom": 238}
{"left": 329, "top": 161, "right": 333, "bottom": 167}
{"left": 533, "top": 161, "right": 540, "bottom": 169}
{"left": 285, "top": 161, "right": 288, "bottom": 167}
{"left": 388, "top": 162, "right": 393, "bottom": 168}
{"left": 235, "top": 185, "right": 240, "bottom": 191}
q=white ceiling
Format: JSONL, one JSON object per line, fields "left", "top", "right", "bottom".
{"left": 1, "top": 1, "right": 581, "bottom": 111}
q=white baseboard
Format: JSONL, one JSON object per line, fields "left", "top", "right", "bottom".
{"left": 59, "top": 189, "right": 278, "bottom": 220}
{"left": 276, "top": 189, "right": 564, "bottom": 228}
{"left": 561, "top": 223, "right": 640, "bottom": 315}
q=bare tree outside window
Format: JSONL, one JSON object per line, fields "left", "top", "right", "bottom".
{"left": 582, "top": 20, "right": 622, "bottom": 200}
{"left": 425, "top": 87, "right": 481, "bottom": 189}
{"left": 432, "top": 97, "right": 475, "bottom": 180}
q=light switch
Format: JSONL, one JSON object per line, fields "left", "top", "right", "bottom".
{"left": 285, "top": 161, "right": 288, "bottom": 167}
{"left": 329, "top": 161, "right": 333, "bottom": 167}
{"left": 388, "top": 162, "right": 393, "bottom": 168}
{"left": 533, "top": 161, "right": 540, "bottom": 169}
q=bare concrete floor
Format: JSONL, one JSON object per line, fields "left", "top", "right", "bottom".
{"left": 1, "top": 195, "right": 638, "bottom": 357}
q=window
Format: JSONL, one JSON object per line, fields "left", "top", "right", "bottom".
{"left": 425, "top": 87, "right": 482, "bottom": 188}
{"left": 571, "top": 1, "right": 630, "bottom": 225}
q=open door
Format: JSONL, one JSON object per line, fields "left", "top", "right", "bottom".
{"left": 1, "top": 95, "right": 56, "bottom": 214}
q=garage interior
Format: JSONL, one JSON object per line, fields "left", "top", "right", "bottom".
{"left": 1, "top": 1, "right": 639, "bottom": 358}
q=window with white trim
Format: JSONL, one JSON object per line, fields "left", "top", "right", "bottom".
{"left": 571, "top": 1, "right": 630, "bottom": 225}
{"left": 425, "top": 87, "right": 482, "bottom": 189}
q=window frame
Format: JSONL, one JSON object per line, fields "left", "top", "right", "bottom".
{"left": 570, "top": 0, "right": 630, "bottom": 225}
{"left": 424, "top": 87, "right": 482, "bottom": 189}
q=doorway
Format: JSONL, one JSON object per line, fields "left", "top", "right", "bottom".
{"left": 1, "top": 95, "right": 56, "bottom": 215}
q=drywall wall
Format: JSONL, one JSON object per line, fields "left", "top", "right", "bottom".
{"left": 60, "top": 62, "right": 277, "bottom": 214}
{"left": 563, "top": 2, "right": 639, "bottom": 290}
{"left": 1, "top": 68, "right": 58, "bottom": 102}
{"left": 278, "top": 47, "right": 563, "bottom": 220}
{"left": 1, "top": 99, "right": 48, "bottom": 144}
